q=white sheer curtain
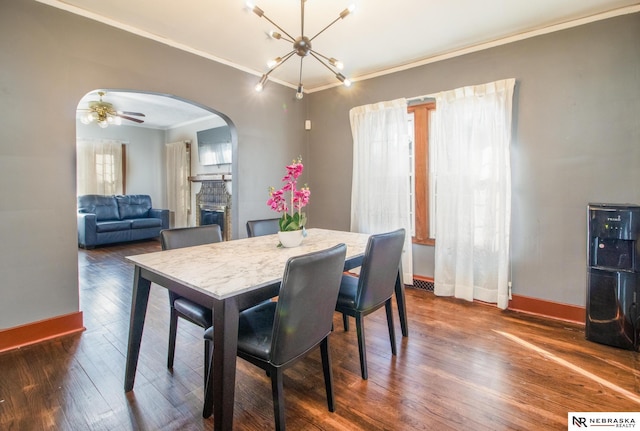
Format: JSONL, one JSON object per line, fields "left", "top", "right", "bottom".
{"left": 432, "top": 78, "right": 515, "bottom": 309}
{"left": 166, "top": 141, "right": 190, "bottom": 228}
{"left": 349, "top": 98, "right": 413, "bottom": 282}
{"left": 76, "top": 138, "right": 123, "bottom": 196}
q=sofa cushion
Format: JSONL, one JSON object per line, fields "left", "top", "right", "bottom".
{"left": 78, "top": 195, "right": 119, "bottom": 221}
{"left": 116, "top": 194, "right": 152, "bottom": 219}
{"left": 131, "top": 218, "right": 163, "bottom": 229}
{"left": 96, "top": 220, "right": 132, "bottom": 233}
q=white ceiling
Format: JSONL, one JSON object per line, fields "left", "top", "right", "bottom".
{"left": 77, "top": 90, "right": 218, "bottom": 129}
{"left": 62, "top": 0, "right": 640, "bottom": 128}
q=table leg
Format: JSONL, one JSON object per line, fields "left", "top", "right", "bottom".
{"left": 124, "top": 266, "right": 151, "bottom": 391}
{"left": 395, "top": 266, "right": 409, "bottom": 337}
{"left": 204, "top": 297, "right": 239, "bottom": 431}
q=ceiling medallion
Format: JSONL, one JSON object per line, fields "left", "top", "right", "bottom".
{"left": 247, "top": 0, "right": 354, "bottom": 99}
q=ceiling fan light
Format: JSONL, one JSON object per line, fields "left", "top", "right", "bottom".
{"left": 98, "top": 120, "right": 108, "bottom": 128}
{"left": 80, "top": 113, "right": 90, "bottom": 124}
{"left": 114, "top": 116, "right": 122, "bottom": 125}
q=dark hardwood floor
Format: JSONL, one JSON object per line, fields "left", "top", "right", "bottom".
{"left": 1, "top": 239, "right": 639, "bottom": 430}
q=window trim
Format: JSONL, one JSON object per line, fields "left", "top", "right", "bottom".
{"left": 408, "top": 102, "right": 435, "bottom": 246}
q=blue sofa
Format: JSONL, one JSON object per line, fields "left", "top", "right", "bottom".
{"left": 77, "top": 194, "right": 169, "bottom": 248}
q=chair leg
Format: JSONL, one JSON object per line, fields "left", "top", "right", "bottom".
{"left": 355, "top": 314, "right": 368, "bottom": 380}
{"left": 385, "top": 299, "right": 397, "bottom": 356}
{"left": 320, "top": 337, "right": 335, "bottom": 412}
{"left": 342, "top": 313, "right": 349, "bottom": 331}
{"left": 270, "top": 367, "right": 286, "bottom": 431}
{"left": 167, "top": 307, "right": 179, "bottom": 368}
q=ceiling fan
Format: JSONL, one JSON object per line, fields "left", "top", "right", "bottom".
{"left": 78, "top": 91, "right": 146, "bottom": 128}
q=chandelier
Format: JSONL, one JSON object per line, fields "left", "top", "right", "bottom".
{"left": 247, "top": 0, "right": 354, "bottom": 99}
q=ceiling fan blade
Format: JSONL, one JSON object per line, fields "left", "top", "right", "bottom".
{"left": 118, "top": 111, "right": 146, "bottom": 117}
{"left": 118, "top": 114, "right": 145, "bottom": 124}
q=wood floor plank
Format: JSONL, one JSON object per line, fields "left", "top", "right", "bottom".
{"left": 1, "top": 238, "right": 638, "bottom": 430}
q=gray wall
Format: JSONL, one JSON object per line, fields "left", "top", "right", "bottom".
{"left": 307, "top": 13, "right": 640, "bottom": 306}
{"left": 0, "top": 0, "right": 308, "bottom": 329}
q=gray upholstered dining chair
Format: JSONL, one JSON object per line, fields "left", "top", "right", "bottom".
{"left": 335, "top": 228, "right": 405, "bottom": 380}
{"left": 203, "top": 243, "right": 347, "bottom": 431}
{"left": 160, "top": 225, "right": 222, "bottom": 379}
{"left": 246, "top": 217, "right": 280, "bottom": 237}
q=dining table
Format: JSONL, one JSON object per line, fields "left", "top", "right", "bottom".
{"left": 123, "top": 228, "right": 408, "bottom": 431}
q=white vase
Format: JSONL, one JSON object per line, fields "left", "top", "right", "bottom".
{"left": 278, "top": 230, "right": 304, "bottom": 248}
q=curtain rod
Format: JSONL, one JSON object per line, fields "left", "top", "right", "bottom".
{"left": 406, "top": 93, "right": 437, "bottom": 103}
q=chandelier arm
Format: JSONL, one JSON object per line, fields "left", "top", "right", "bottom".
{"left": 308, "top": 16, "right": 342, "bottom": 42}
{"left": 300, "top": 0, "right": 305, "bottom": 38}
{"left": 259, "top": 13, "right": 295, "bottom": 41}
{"left": 309, "top": 51, "right": 339, "bottom": 74}
{"left": 278, "top": 35, "right": 295, "bottom": 44}
{"left": 265, "top": 51, "right": 296, "bottom": 76}
{"left": 311, "top": 50, "right": 341, "bottom": 67}
{"left": 298, "top": 56, "right": 304, "bottom": 84}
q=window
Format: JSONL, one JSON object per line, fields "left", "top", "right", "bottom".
{"left": 76, "top": 139, "right": 126, "bottom": 196}
{"left": 408, "top": 102, "right": 436, "bottom": 246}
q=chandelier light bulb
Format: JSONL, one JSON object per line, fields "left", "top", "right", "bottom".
{"left": 329, "top": 58, "right": 344, "bottom": 70}
{"left": 269, "top": 30, "right": 282, "bottom": 40}
{"left": 267, "top": 57, "right": 282, "bottom": 68}
{"left": 98, "top": 120, "right": 108, "bottom": 128}
{"left": 114, "top": 116, "right": 122, "bottom": 125}
{"left": 246, "top": 2, "right": 263, "bottom": 17}
{"left": 336, "top": 73, "right": 352, "bottom": 87}
{"left": 340, "top": 4, "right": 356, "bottom": 19}
{"left": 80, "top": 113, "right": 90, "bottom": 124}
{"left": 255, "top": 74, "right": 269, "bottom": 92}
{"left": 295, "top": 84, "right": 304, "bottom": 100}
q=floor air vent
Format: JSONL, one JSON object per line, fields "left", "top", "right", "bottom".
{"left": 413, "top": 277, "right": 434, "bottom": 291}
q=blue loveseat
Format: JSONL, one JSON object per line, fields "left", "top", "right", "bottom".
{"left": 77, "top": 194, "right": 169, "bottom": 249}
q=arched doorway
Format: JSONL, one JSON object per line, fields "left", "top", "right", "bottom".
{"left": 75, "top": 89, "right": 237, "bottom": 237}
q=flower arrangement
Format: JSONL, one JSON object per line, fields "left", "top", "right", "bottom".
{"left": 267, "top": 157, "right": 310, "bottom": 232}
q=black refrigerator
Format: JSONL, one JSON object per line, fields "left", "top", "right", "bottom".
{"left": 586, "top": 203, "right": 640, "bottom": 350}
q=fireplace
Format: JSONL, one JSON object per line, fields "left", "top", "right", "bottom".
{"left": 193, "top": 176, "right": 232, "bottom": 240}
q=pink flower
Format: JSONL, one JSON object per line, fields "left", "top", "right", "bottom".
{"left": 267, "top": 157, "right": 310, "bottom": 230}
{"left": 293, "top": 187, "right": 310, "bottom": 209}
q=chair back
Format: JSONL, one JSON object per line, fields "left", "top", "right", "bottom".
{"left": 356, "top": 229, "right": 405, "bottom": 311}
{"left": 270, "top": 243, "right": 347, "bottom": 366}
{"left": 160, "top": 225, "right": 222, "bottom": 250}
{"left": 246, "top": 218, "right": 280, "bottom": 237}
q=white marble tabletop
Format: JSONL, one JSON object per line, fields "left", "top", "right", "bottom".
{"left": 126, "top": 228, "right": 370, "bottom": 300}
